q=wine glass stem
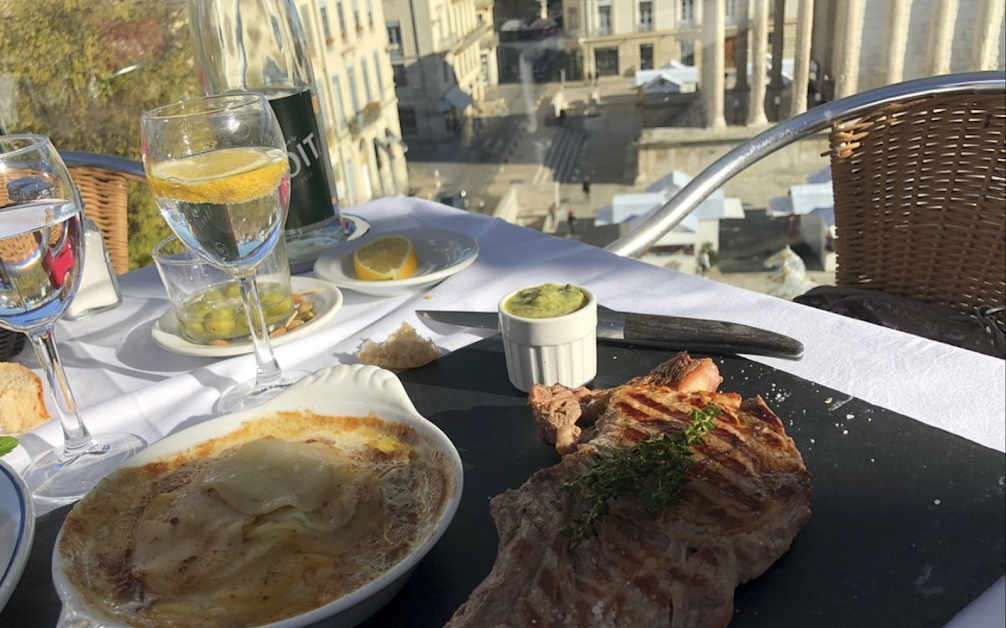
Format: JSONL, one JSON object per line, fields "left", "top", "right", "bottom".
{"left": 28, "top": 328, "right": 96, "bottom": 455}
{"left": 237, "top": 275, "right": 284, "bottom": 387}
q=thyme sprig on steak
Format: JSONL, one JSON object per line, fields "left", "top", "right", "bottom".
{"left": 561, "top": 404, "right": 721, "bottom": 548}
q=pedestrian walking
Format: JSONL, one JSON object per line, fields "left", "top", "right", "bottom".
{"left": 567, "top": 209, "right": 577, "bottom": 236}
{"left": 581, "top": 175, "right": 591, "bottom": 199}
{"left": 697, "top": 249, "right": 711, "bottom": 276}
{"left": 548, "top": 203, "right": 558, "bottom": 229}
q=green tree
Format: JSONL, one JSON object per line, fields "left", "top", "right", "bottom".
{"left": 0, "top": 0, "right": 200, "bottom": 269}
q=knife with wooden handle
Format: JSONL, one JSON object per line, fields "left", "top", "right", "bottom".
{"left": 416, "top": 307, "right": 804, "bottom": 360}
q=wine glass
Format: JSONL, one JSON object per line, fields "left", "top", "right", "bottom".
{"left": 0, "top": 135, "right": 146, "bottom": 505}
{"left": 141, "top": 93, "right": 304, "bottom": 413}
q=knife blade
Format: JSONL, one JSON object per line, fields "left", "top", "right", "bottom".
{"left": 416, "top": 307, "right": 804, "bottom": 360}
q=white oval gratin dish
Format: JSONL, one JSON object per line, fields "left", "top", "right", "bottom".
{"left": 51, "top": 364, "right": 464, "bottom": 628}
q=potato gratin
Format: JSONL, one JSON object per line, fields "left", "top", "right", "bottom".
{"left": 58, "top": 412, "right": 454, "bottom": 628}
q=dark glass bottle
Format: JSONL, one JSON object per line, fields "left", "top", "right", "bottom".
{"left": 188, "top": 0, "right": 346, "bottom": 271}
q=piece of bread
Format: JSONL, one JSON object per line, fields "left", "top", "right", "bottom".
{"left": 356, "top": 323, "right": 442, "bottom": 370}
{"left": 0, "top": 362, "right": 50, "bottom": 434}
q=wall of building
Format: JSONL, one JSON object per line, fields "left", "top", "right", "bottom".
{"left": 385, "top": 0, "right": 499, "bottom": 142}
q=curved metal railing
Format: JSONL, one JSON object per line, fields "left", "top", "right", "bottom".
{"left": 604, "top": 71, "right": 1006, "bottom": 259}
{"left": 59, "top": 151, "right": 147, "bottom": 181}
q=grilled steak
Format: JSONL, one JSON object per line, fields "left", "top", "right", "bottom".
{"left": 444, "top": 353, "right": 811, "bottom": 628}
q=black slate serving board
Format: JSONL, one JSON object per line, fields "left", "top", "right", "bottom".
{"left": 3, "top": 336, "right": 1004, "bottom": 628}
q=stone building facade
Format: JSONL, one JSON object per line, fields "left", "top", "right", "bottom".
{"left": 298, "top": 0, "right": 410, "bottom": 207}
{"left": 383, "top": 0, "right": 500, "bottom": 144}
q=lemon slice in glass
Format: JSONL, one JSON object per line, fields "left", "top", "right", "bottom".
{"left": 148, "top": 147, "right": 287, "bottom": 204}
{"left": 353, "top": 236, "right": 419, "bottom": 281}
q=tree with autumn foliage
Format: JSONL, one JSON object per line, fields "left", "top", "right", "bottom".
{"left": 0, "top": 0, "right": 200, "bottom": 269}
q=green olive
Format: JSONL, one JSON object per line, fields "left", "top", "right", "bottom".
{"left": 259, "top": 288, "right": 284, "bottom": 307}
{"left": 233, "top": 315, "right": 250, "bottom": 334}
{"left": 265, "top": 296, "right": 293, "bottom": 317}
{"left": 186, "top": 302, "right": 214, "bottom": 322}
{"left": 224, "top": 282, "right": 241, "bottom": 298}
{"left": 207, "top": 307, "right": 236, "bottom": 321}
{"left": 202, "top": 288, "right": 225, "bottom": 303}
{"left": 182, "top": 319, "right": 208, "bottom": 339}
{"left": 205, "top": 307, "right": 238, "bottom": 337}
{"left": 205, "top": 318, "right": 236, "bottom": 337}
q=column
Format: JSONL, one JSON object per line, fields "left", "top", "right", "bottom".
{"left": 734, "top": 0, "right": 750, "bottom": 91}
{"left": 747, "top": 0, "right": 769, "bottom": 125}
{"left": 789, "top": 0, "right": 813, "bottom": 116}
{"left": 702, "top": 0, "right": 726, "bottom": 129}
{"left": 769, "top": 0, "right": 786, "bottom": 90}
{"left": 925, "top": 0, "right": 958, "bottom": 76}
{"left": 833, "top": 0, "right": 864, "bottom": 99}
{"left": 973, "top": 0, "right": 1005, "bottom": 71}
{"left": 584, "top": 0, "right": 598, "bottom": 79}
{"left": 882, "top": 0, "right": 912, "bottom": 85}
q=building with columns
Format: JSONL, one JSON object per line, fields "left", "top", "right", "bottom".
{"left": 296, "top": 0, "right": 409, "bottom": 208}
{"left": 811, "top": 0, "right": 1005, "bottom": 102}
{"left": 383, "top": 0, "right": 499, "bottom": 144}
{"left": 567, "top": 0, "right": 1004, "bottom": 130}
{"left": 561, "top": 0, "right": 798, "bottom": 126}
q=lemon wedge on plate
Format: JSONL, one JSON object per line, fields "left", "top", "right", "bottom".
{"left": 353, "top": 236, "right": 419, "bottom": 281}
{"left": 147, "top": 147, "right": 288, "bottom": 204}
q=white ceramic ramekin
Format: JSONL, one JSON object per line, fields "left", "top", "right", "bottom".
{"left": 498, "top": 285, "right": 598, "bottom": 392}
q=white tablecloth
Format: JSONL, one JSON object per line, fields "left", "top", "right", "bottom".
{"left": 9, "top": 198, "right": 1005, "bottom": 627}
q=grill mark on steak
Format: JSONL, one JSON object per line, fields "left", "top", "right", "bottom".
{"left": 626, "top": 389, "right": 681, "bottom": 417}
{"left": 445, "top": 353, "right": 811, "bottom": 628}
{"left": 613, "top": 400, "right": 651, "bottom": 422}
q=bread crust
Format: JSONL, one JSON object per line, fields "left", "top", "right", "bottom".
{"left": 356, "top": 323, "right": 441, "bottom": 370}
{"left": 0, "top": 362, "right": 50, "bottom": 433}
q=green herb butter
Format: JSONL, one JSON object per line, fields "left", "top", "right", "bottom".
{"left": 504, "top": 283, "right": 587, "bottom": 319}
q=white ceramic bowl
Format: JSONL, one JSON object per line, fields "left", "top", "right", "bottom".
{"left": 51, "top": 365, "right": 463, "bottom": 628}
{"left": 498, "top": 285, "right": 598, "bottom": 392}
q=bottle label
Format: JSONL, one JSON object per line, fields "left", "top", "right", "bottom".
{"left": 268, "top": 91, "right": 339, "bottom": 231}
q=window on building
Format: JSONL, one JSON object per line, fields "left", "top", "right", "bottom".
{"left": 595, "top": 47, "right": 619, "bottom": 76}
{"left": 299, "top": 5, "right": 313, "bottom": 46}
{"left": 437, "top": 7, "right": 445, "bottom": 46}
{"left": 314, "top": 80, "right": 328, "bottom": 125}
{"left": 567, "top": 6, "right": 579, "bottom": 31}
{"left": 387, "top": 22, "right": 403, "bottom": 57}
{"left": 442, "top": 60, "right": 452, "bottom": 86}
{"left": 373, "top": 51, "right": 384, "bottom": 93}
{"left": 480, "top": 52, "right": 490, "bottom": 87}
{"left": 347, "top": 63, "right": 360, "bottom": 114}
{"left": 639, "top": 1, "right": 654, "bottom": 32}
{"left": 365, "top": 0, "right": 373, "bottom": 25}
{"left": 361, "top": 57, "right": 373, "bottom": 104}
{"left": 640, "top": 43, "right": 654, "bottom": 70}
{"left": 351, "top": 0, "right": 360, "bottom": 30}
{"left": 335, "top": 0, "right": 347, "bottom": 36}
{"left": 398, "top": 106, "right": 418, "bottom": 135}
{"left": 330, "top": 73, "right": 347, "bottom": 126}
{"left": 343, "top": 159, "right": 357, "bottom": 205}
{"left": 392, "top": 63, "right": 408, "bottom": 87}
{"left": 597, "top": 3, "right": 612, "bottom": 36}
{"left": 726, "top": 0, "right": 737, "bottom": 23}
{"left": 680, "top": 0, "right": 695, "bottom": 25}
{"left": 680, "top": 39, "right": 695, "bottom": 66}
{"left": 319, "top": 3, "right": 333, "bottom": 42}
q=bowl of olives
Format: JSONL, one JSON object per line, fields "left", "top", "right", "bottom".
{"left": 153, "top": 235, "right": 294, "bottom": 345}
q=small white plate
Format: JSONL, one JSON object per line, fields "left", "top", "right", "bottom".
{"left": 152, "top": 277, "right": 343, "bottom": 358}
{"left": 313, "top": 227, "right": 479, "bottom": 297}
{"left": 0, "top": 459, "right": 34, "bottom": 614}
